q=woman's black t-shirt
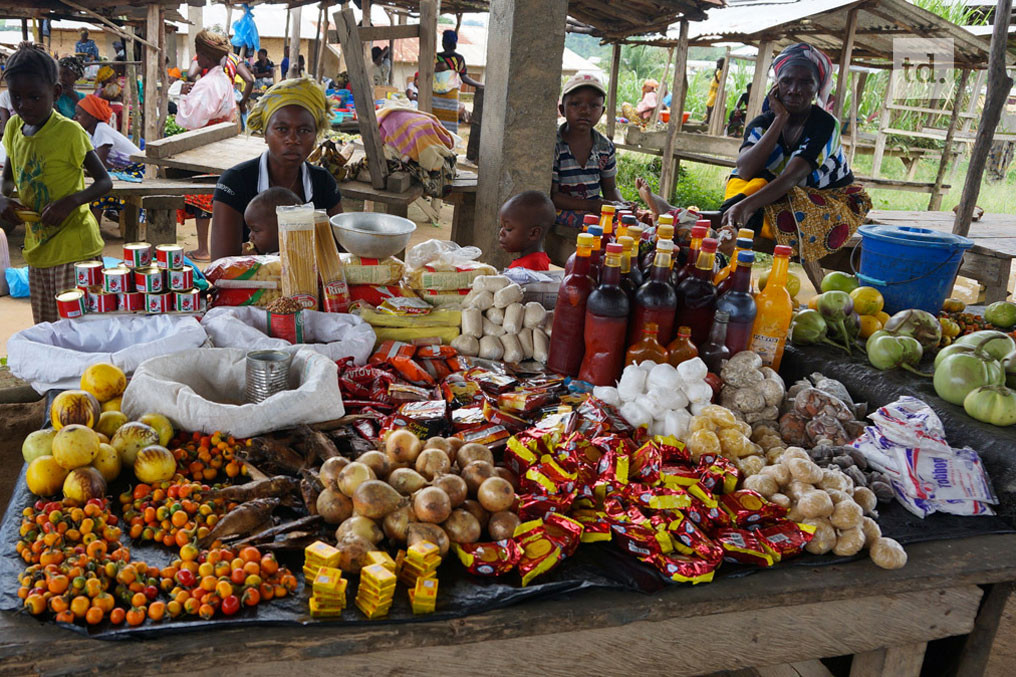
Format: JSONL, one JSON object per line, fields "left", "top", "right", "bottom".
{"left": 213, "top": 156, "right": 342, "bottom": 242}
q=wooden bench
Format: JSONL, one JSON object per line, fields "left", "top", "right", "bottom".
{"left": 111, "top": 179, "right": 217, "bottom": 245}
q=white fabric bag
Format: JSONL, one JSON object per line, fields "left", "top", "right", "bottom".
{"left": 122, "top": 347, "right": 342, "bottom": 438}
{"left": 7, "top": 315, "right": 208, "bottom": 393}
{"left": 200, "top": 306, "right": 375, "bottom": 365}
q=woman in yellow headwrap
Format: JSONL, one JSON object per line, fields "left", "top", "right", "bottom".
{"left": 208, "top": 77, "right": 343, "bottom": 260}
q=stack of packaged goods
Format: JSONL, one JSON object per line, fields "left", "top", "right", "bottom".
{"left": 342, "top": 254, "right": 409, "bottom": 307}
{"left": 404, "top": 250, "right": 496, "bottom": 310}
{"left": 303, "top": 540, "right": 342, "bottom": 580}
{"left": 355, "top": 563, "right": 397, "bottom": 619}
{"left": 309, "top": 566, "right": 348, "bottom": 618}
{"left": 408, "top": 576, "right": 438, "bottom": 615}
{"left": 397, "top": 540, "right": 441, "bottom": 588}
{"left": 205, "top": 255, "right": 282, "bottom": 308}
{"left": 58, "top": 242, "right": 202, "bottom": 319}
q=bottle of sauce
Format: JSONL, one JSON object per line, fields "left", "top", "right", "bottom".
{"left": 666, "top": 326, "right": 698, "bottom": 367}
{"left": 622, "top": 228, "right": 645, "bottom": 289}
{"left": 587, "top": 224, "right": 604, "bottom": 283}
{"left": 749, "top": 244, "right": 794, "bottom": 369}
{"left": 564, "top": 214, "right": 600, "bottom": 277}
{"left": 578, "top": 243, "right": 629, "bottom": 386}
{"left": 675, "top": 224, "right": 709, "bottom": 285}
{"left": 641, "top": 222, "right": 674, "bottom": 273}
{"left": 714, "top": 229, "right": 756, "bottom": 290}
{"left": 700, "top": 310, "right": 731, "bottom": 373}
{"left": 618, "top": 213, "right": 637, "bottom": 240}
{"left": 598, "top": 204, "right": 616, "bottom": 243}
{"left": 548, "top": 233, "right": 597, "bottom": 376}
{"left": 625, "top": 322, "right": 669, "bottom": 366}
{"left": 628, "top": 239, "right": 677, "bottom": 346}
{"left": 674, "top": 237, "right": 720, "bottom": 347}
{"left": 716, "top": 250, "right": 758, "bottom": 355}
{"left": 616, "top": 235, "right": 638, "bottom": 299}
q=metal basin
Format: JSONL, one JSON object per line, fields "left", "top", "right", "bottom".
{"left": 330, "top": 212, "right": 416, "bottom": 259}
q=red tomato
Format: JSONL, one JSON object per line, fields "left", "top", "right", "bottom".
{"left": 221, "top": 595, "right": 240, "bottom": 616}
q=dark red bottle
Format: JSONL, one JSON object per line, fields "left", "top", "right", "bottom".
{"left": 674, "top": 237, "right": 720, "bottom": 347}
{"left": 674, "top": 223, "right": 709, "bottom": 286}
{"left": 700, "top": 310, "right": 732, "bottom": 373}
{"left": 716, "top": 250, "right": 758, "bottom": 355}
{"left": 547, "top": 232, "right": 596, "bottom": 376}
{"left": 564, "top": 213, "right": 600, "bottom": 278}
{"left": 628, "top": 239, "right": 677, "bottom": 346}
{"left": 578, "top": 243, "right": 629, "bottom": 386}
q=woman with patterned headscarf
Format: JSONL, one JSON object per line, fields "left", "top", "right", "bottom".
{"left": 720, "top": 43, "right": 871, "bottom": 262}
{"left": 432, "top": 29, "right": 483, "bottom": 134}
{"left": 208, "top": 77, "right": 343, "bottom": 260}
{"left": 56, "top": 56, "right": 85, "bottom": 119}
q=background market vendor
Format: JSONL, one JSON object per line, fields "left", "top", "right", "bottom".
{"left": 719, "top": 43, "right": 872, "bottom": 261}
{"left": 209, "top": 77, "right": 343, "bottom": 260}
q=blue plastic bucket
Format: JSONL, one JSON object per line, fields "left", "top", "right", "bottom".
{"left": 855, "top": 225, "right": 973, "bottom": 314}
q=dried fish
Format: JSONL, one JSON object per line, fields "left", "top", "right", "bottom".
{"left": 232, "top": 515, "right": 324, "bottom": 547}
{"left": 208, "top": 476, "right": 300, "bottom": 502}
{"left": 197, "top": 498, "right": 279, "bottom": 548}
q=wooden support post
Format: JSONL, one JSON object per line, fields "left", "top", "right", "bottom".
{"left": 475, "top": 0, "right": 568, "bottom": 269}
{"left": 288, "top": 7, "right": 303, "bottom": 78}
{"left": 122, "top": 26, "right": 136, "bottom": 142}
{"left": 142, "top": 196, "right": 184, "bottom": 246}
{"left": 417, "top": 0, "right": 437, "bottom": 114}
{"left": 157, "top": 19, "right": 169, "bottom": 142}
{"left": 848, "top": 71, "right": 867, "bottom": 166}
{"left": 187, "top": 5, "right": 202, "bottom": 66}
{"left": 951, "top": 68, "right": 987, "bottom": 179}
{"left": 871, "top": 73, "right": 896, "bottom": 179}
{"left": 144, "top": 5, "right": 161, "bottom": 179}
{"left": 834, "top": 8, "right": 859, "bottom": 122}
{"left": 283, "top": 8, "right": 291, "bottom": 57}
{"left": 708, "top": 47, "right": 731, "bottom": 137}
{"left": 362, "top": 0, "right": 373, "bottom": 85}
{"left": 605, "top": 43, "right": 621, "bottom": 141}
{"left": 746, "top": 40, "right": 775, "bottom": 124}
{"left": 955, "top": 582, "right": 1014, "bottom": 677}
{"left": 225, "top": 3, "right": 233, "bottom": 41}
{"left": 849, "top": 642, "right": 927, "bottom": 677}
{"left": 334, "top": 7, "right": 388, "bottom": 189}
{"left": 659, "top": 21, "right": 689, "bottom": 201}
{"left": 20, "top": 19, "right": 26, "bottom": 41}
{"left": 650, "top": 47, "right": 675, "bottom": 127}
{"left": 954, "top": 0, "right": 1014, "bottom": 237}
{"left": 929, "top": 68, "right": 969, "bottom": 211}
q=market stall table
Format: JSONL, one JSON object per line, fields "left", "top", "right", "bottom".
{"left": 0, "top": 533, "right": 1013, "bottom": 675}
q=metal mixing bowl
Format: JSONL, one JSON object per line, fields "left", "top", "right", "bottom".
{"left": 330, "top": 212, "right": 417, "bottom": 259}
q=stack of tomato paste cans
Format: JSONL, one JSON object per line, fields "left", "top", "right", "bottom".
{"left": 56, "top": 242, "right": 203, "bottom": 319}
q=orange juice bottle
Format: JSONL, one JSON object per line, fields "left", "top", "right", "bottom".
{"left": 714, "top": 228, "right": 756, "bottom": 288}
{"left": 748, "top": 244, "right": 794, "bottom": 369}
{"left": 598, "top": 204, "right": 616, "bottom": 242}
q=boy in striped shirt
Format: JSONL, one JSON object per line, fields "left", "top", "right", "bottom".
{"left": 551, "top": 72, "right": 628, "bottom": 228}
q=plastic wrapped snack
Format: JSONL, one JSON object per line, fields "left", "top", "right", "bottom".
{"left": 341, "top": 254, "right": 405, "bottom": 286}
{"left": 206, "top": 255, "right": 282, "bottom": 307}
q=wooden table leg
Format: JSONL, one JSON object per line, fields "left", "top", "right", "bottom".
{"left": 141, "top": 195, "right": 184, "bottom": 246}
{"left": 954, "top": 582, "right": 1014, "bottom": 677}
{"left": 984, "top": 258, "right": 1013, "bottom": 304}
{"left": 385, "top": 202, "right": 409, "bottom": 219}
{"left": 450, "top": 191, "right": 477, "bottom": 247}
{"left": 849, "top": 642, "right": 927, "bottom": 677}
{"left": 122, "top": 200, "right": 141, "bottom": 242}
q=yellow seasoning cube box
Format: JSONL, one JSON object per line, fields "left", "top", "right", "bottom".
{"left": 365, "top": 550, "right": 397, "bottom": 573}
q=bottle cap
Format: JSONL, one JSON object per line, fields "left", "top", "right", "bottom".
{"left": 657, "top": 224, "right": 674, "bottom": 240}
{"left": 774, "top": 245, "right": 793, "bottom": 256}
{"left": 735, "top": 237, "right": 754, "bottom": 249}
{"left": 588, "top": 225, "right": 603, "bottom": 236}
{"left": 621, "top": 214, "right": 637, "bottom": 224}
{"left": 677, "top": 326, "right": 692, "bottom": 337}
{"left": 700, "top": 238, "right": 719, "bottom": 253}
{"left": 657, "top": 240, "right": 675, "bottom": 252}
{"left": 657, "top": 214, "right": 674, "bottom": 225}
{"left": 714, "top": 310, "right": 730, "bottom": 322}
{"left": 576, "top": 233, "right": 594, "bottom": 247}
{"left": 601, "top": 204, "right": 616, "bottom": 213}
{"left": 696, "top": 219, "right": 712, "bottom": 229}
{"left": 617, "top": 235, "right": 634, "bottom": 250}
{"left": 606, "top": 243, "right": 624, "bottom": 253}
{"left": 627, "top": 225, "right": 644, "bottom": 240}
{"left": 691, "top": 225, "right": 709, "bottom": 239}
{"left": 737, "top": 228, "right": 755, "bottom": 240}
{"left": 582, "top": 214, "right": 599, "bottom": 226}
{"left": 737, "top": 250, "right": 756, "bottom": 264}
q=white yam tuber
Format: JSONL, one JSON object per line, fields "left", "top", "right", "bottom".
{"left": 478, "top": 336, "right": 504, "bottom": 360}
{"left": 870, "top": 537, "right": 907, "bottom": 570}
{"left": 493, "top": 283, "right": 523, "bottom": 308}
{"left": 485, "top": 306, "right": 505, "bottom": 325}
{"left": 500, "top": 334, "right": 524, "bottom": 363}
{"left": 450, "top": 335, "right": 480, "bottom": 356}
{"left": 461, "top": 308, "right": 483, "bottom": 338}
{"left": 593, "top": 386, "right": 621, "bottom": 407}
{"left": 523, "top": 302, "right": 546, "bottom": 329}
{"left": 532, "top": 329, "right": 549, "bottom": 363}
{"left": 833, "top": 527, "right": 866, "bottom": 556}
{"left": 502, "top": 303, "right": 525, "bottom": 334}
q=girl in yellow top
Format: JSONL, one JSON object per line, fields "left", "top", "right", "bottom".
{"left": 0, "top": 42, "right": 112, "bottom": 324}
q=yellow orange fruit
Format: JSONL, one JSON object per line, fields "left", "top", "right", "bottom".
{"left": 50, "top": 390, "right": 101, "bottom": 430}
{"left": 91, "top": 443, "right": 122, "bottom": 482}
{"left": 26, "top": 456, "right": 69, "bottom": 497}
{"left": 52, "top": 424, "right": 100, "bottom": 470}
{"left": 102, "top": 397, "right": 122, "bottom": 413}
{"left": 850, "top": 287, "right": 885, "bottom": 317}
{"left": 95, "top": 411, "right": 128, "bottom": 439}
{"left": 859, "top": 315, "right": 883, "bottom": 339}
{"left": 80, "top": 363, "right": 127, "bottom": 403}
